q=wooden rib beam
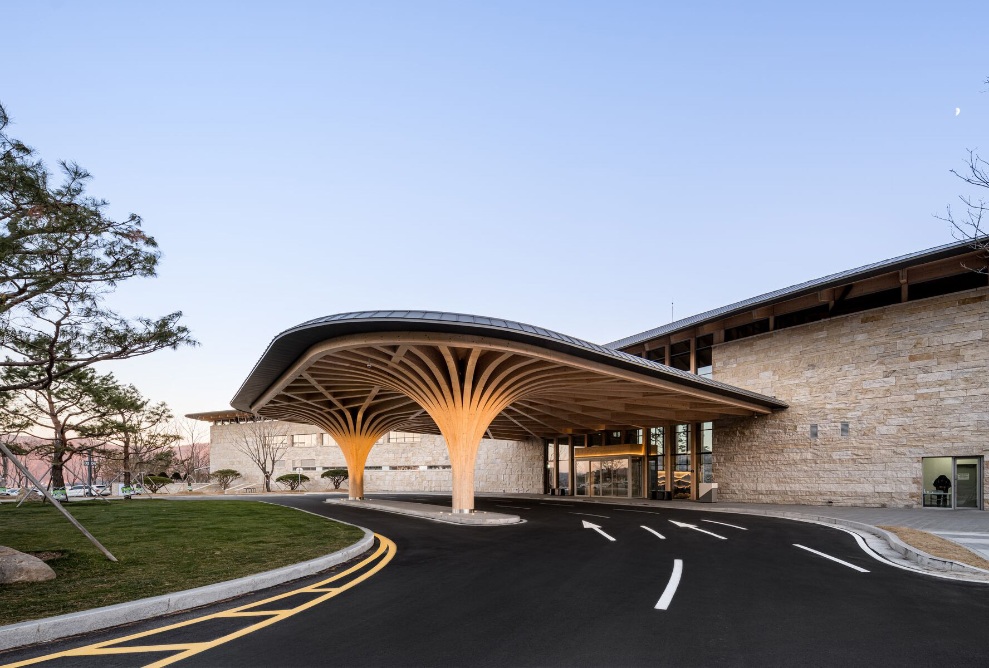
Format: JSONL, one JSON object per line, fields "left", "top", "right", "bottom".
{"left": 249, "top": 332, "right": 782, "bottom": 512}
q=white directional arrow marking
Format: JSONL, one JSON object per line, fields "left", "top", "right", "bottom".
{"left": 582, "top": 520, "right": 616, "bottom": 542}
{"left": 641, "top": 525, "right": 666, "bottom": 539}
{"left": 669, "top": 519, "right": 727, "bottom": 540}
{"left": 702, "top": 519, "right": 747, "bottom": 530}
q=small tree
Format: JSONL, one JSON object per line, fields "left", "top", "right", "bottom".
{"left": 141, "top": 475, "right": 173, "bottom": 493}
{"left": 210, "top": 469, "right": 241, "bottom": 492}
{"left": 233, "top": 418, "right": 288, "bottom": 492}
{"left": 0, "top": 102, "right": 196, "bottom": 393}
{"left": 321, "top": 468, "right": 348, "bottom": 490}
{"left": 276, "top": 473, "right": 310, "bottom": 491}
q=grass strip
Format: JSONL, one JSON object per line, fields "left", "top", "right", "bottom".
{"left": 878, "top": 525, "right": 989, "bottom": 572}
{"left": 0, "top": 499, "right": 364, "bottom": 625}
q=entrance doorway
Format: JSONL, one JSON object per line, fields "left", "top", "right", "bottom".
{"left": 574, "top": 456, "right": 643, "bottom": 498}
{"left": 922, "top": 456, "right": 984, "bottom": 509}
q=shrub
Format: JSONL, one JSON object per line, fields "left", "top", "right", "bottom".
{"left": 275, "top": 473, "right": 310, "bottom": 491}
{"left": 210, "top": 469, "right": 242, "bottom": 492}
{"left": 142, "top": 475, "right": 173, "bottom": 493}
{"left": 321, "top": 468, "right": 348, "bottom": 490}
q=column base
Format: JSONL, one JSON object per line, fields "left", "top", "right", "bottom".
{"left": 452, "top": 508, "right": 476, "bottom": 514}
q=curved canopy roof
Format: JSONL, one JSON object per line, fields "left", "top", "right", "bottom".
{"left": 232, "top": 311, "right": 787, "bottom": 440}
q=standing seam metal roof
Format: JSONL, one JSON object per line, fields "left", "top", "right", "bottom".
{"left": 606, "top": 238, "right": 986, "bottom": 350}
{"left": 231, "top": 311, "right": 788, "bottom": 413}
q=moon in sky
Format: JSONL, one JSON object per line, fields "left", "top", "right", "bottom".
{"left": 955, "top": 107, "right": 961, "bottom": 116}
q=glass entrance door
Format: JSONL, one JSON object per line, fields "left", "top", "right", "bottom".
{"left": 577, "top": 456, "right": 643, "bottom": 498}
{"left": 955, "top": 459, "right": 981, "bottom": 509}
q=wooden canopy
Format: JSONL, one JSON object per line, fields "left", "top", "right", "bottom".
{"left": 232, "top": 312, "right": 787, "bottom": 510}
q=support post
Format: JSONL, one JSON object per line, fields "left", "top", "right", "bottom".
{"left": 0, "top": 441, "right": 118, "bottom": 562}
{"left": 331, "top": 433, "right": 380, "bottom": 500}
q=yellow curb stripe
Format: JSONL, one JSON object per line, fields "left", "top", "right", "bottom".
{"left": 76, "top": 645, "right": 207, "bottom": 654}
{"left": 0, "top": 535, "right": 395, "bottom": 668}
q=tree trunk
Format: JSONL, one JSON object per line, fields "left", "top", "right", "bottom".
{"left": 122, "top": 432, "right": 131, "bottom": 486}
{"left": 51, "top": 436, "right": 67, "bottom": 491}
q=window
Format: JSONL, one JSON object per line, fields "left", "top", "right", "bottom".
{"left": 624, "top": 429, "right": 642, "bottom": 445}
{"left": 388, "top": 431, "right": 421, "bottom": 443}
{"left": 673, "top": 424, "right": 691, "bottom": 499}
{"left": 699, "top": 422, "right": 713, "bottom": 483}
{"left": 724, "top": 319, "right": 771, "bottom": 342}
{"left": 810, "top": 424, "right": 818, "bottom": 439}
{"left": 645, "top": 346, "right": 666, "bottom": 364}
{"left": 648, "top": 427, "right": 665, "bottom": 455}
{"left": 909, "top": 272, "right": 987, "bottom": 301}
{"left": 292, "top": 434, "right": 320, "bottom": 447}
{"left": 648, "top": 427, "right": 666, "bottom": 495}
{"left": 695, "top": 335, "right": 714, "bottom": 378}
{"left": 670, "top": 340, "right": 691, "bottom": 371}
{"left": 840, "top": 422, "right": 849, "bottom": 438}
{"left": 605, "top": 430, "right": 624, "bottom": 446}
{"left": 588, "top": 432, "right": 603, "bottom": 447}
{"left": 571, "top": 435, "right": 586, "bottom": 447}
{"left": 300, "top": 458, "right": 316, "bottom": 471}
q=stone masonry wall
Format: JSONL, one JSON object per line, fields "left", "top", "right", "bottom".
{"left": 209, "top": 422, "right": 542, "bottom": 494}
{"left": 712, "top": 287, "right": 988, "bottom": 508}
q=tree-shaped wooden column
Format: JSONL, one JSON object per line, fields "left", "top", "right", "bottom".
{"left": 259, "top": 378, "right": 429, "bottom": 501}
{"left": 327, "top": 343, "right": 582, "bottom": 512}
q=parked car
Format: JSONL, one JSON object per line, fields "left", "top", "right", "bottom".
{"left": 87, "top": 484, "right": 110, "bottom": 496}
{"left": 66, "top": 485, "right": 89, "bottom": 497}
{"left": 2, "top": 487, "right": 20, "bottom": 496}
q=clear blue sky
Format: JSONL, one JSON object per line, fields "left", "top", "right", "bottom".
{"left": 2, "top": 1, "right": 985, "bottom": 420}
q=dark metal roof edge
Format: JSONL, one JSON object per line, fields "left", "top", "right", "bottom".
{"left": 230, "top": 312, "right": 788, "bottom": 414}
{"left": 606, "top": 237, "right": 986, "bottom": 350}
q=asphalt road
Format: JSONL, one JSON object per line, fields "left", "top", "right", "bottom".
{"left": 3, "top": 494, "right": 989, "bottom": 668}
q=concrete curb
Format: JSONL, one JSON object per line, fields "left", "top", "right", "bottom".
{"left": 325, "top": 498, "right": 521, "bottom": 525}
{"left": 706, "top": 508, "right": 989, "bottom": 577}
{"left": 0, "top": 524, "right": 374, "bottom": 652}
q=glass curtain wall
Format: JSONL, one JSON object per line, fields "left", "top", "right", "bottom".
{"left": 674, "top": 424, "right": 691, "bottom": 499}
{"left": 557, "top": 438, "right": 571, "bottom": 494}
{"left": 648, "top": 427, "right": 666, "bottom": 499}
{"left": 699, "top": 422, "right": 713, "bottom": 483}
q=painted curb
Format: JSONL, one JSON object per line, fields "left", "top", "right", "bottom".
{"left": 0, "top": 526, "right": 373, "bottom": 652}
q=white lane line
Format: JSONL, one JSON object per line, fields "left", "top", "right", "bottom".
{"left": 495, "top": 504, "right": 530, "bottom": 510}
{"left": 669, "top": 520, "right": 726, "bottom": 540}
{"left": 702, "top": 519, "right": 747, "bottom": 530}
{"left": 571, "top": 512, "right": 610, "bottom": 519}
{"left": 641, "top": 526, "right": 666, "bottom": 539}
{"left": 655, "top": 560, "right": 683, "bottom": 610}
{"left": 582, "top": 520, "right": 616, "bottom": 542}
{"left": 612, "top": 508, "right": 664, "bottom": 515}
{"left": 542, "top": 503, "right": 574, "bottom": 506}
{"left": 794, "top": 544, "right": 870, "bottom": 572}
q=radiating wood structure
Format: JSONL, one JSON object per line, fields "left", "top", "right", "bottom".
{"left": 241, "top": 325, "right": 786, "bottom": 513}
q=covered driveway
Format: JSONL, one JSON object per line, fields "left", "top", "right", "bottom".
{"left": 231, "top": 312, "right": 787, "bottom": 512}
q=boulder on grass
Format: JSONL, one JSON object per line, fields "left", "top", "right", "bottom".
{"left": 0, "top": 546, "right": 56, "bottom": 583}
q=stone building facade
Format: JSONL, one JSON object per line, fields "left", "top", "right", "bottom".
{"left": 205, "top": 417, "right": 542, "bottom": 495}
{"left": 712, "top": 287, "right": 988, "bottom": 507}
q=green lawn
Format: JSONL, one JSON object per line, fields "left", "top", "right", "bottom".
{"left": 0, "top": 499, "right": 365, "bottom": 625}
